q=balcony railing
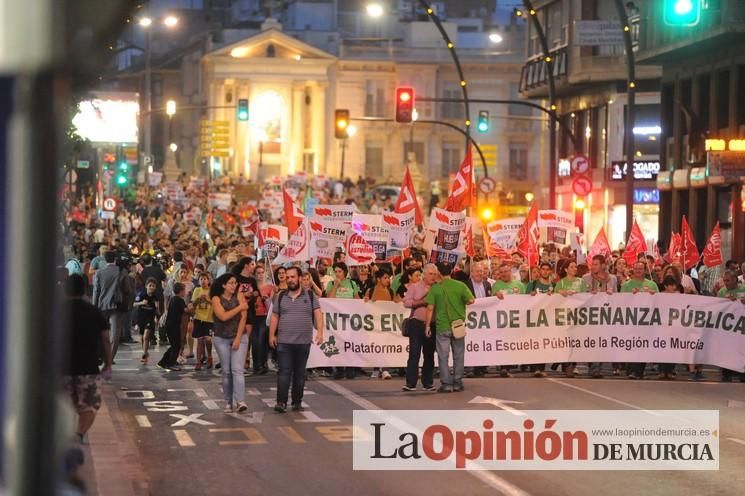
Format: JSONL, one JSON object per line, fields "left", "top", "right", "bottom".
{"left": 519, "top": 45, "right": 568, "bottom": 93}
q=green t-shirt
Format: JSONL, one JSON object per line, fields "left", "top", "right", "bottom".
{"left": 391, "top": 273, "right": 403, "bottom": 294}
{"left": 527, "top": 279, "right": 554, "bottom": 294}
{"left": 717, "top": 284, "right": 745, "bottom": 299}
{"left": 325, "top": 279, "right": 359, "bottom": 299}
{"left": 555, "top": 277, "right": 588, "bottom": 293}
{"left": 425, "top": 278, "right": 473, "bottom": 333}
{"left": 620, "top": 278, "right": 658, "bottom": 293}
{"left": 492, "top": 280, "right": 526, "bottom": 295}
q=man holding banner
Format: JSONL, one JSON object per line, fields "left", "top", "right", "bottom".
{"left": 424, "top": 262, "right": 474, "bottom": 393}
{"left": 621, "top": 261, "right": 658, "bottom": 380}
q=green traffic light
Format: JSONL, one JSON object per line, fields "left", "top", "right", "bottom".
{"left": 116, "top": 174, "right": 128, "bottom": 186}
{"left": 119, "top": 161, "right": 128, "bottom": 172}
{"left": 478, "top": 121, "right": 489, "bottom": 132}
{"left": 238, "top": 110, "right": 249, "bottom": 121}
{"left": 663, "top": 0, "right": 700, "bottom": 26}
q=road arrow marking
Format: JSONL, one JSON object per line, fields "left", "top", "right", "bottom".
{"left": 468, "top": 396, "right": 526, "bottom": 416}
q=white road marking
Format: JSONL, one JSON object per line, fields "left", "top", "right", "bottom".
{"left": 226, "top": 411, "right": 265, "bottom": 424}
{"left": 135, "top": 415, "right": 151, "bottom": 428}
{"left": 202, "top": 399, "right": 221, "bottom": 410}
{"left": 173, "top": 430, "right": 195, "bottom": 447}
{"left": 170, "top": 413, "right": 215, "bottom": 427}
{"left": 295, "top": 411, "right": 340, "bottom": 423}
{"left": 317, "top": 379, "right": 531, "bottom": 496}
{"left": 547, "top": 378, "right": 662, "bottom": 415}
{"left": 167, "top": 388, "right": 208, "bottom": 398}
{"left": 727, "top": 437, "right": 745, "bottom": 447}
{"left": 468, "top": 396, "right": 526, "bottom": 416}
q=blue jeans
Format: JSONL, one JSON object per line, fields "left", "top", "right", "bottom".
{"left": 213, "top": 335, "right": 249, "bottom": 406}
{"left": 405, "top": 319, "right": 435, "bottom": 387}
{"left": 276, "top": 343, "right": 311, "bottom": 405}
{"left": 435, "top": 331, "right": 465, "bottom": 388}
{"left": 251, "top": 318, "right": 269, "bottom": 372}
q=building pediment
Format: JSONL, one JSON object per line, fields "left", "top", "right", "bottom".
{"left": 206, "top": 28, "right": 336, "bottom": 63}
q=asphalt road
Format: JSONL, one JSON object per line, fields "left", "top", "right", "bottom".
{"left": 103, "top": 343, "right": 745, "bottom": 496}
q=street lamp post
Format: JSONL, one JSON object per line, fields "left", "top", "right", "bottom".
{"left": 139, "top": 15, "right": 178, "bottom": 172}
{"left": 340, "top": 124, "right": 356, "bottom": 179}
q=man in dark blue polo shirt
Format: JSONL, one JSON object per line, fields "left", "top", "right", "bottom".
{"left": 269, "top": 266, "right": 324, "bottom": 413}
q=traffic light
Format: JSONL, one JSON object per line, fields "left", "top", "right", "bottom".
{"left": 118, "top": 161, "right": 128, "bottom": 172}
{"left": 477, "top": 110, "right": 490, "bottom": 133}
{"left": 334, "top": 109, "right": 350, "bottom": 139}
{"left": 237, "top": 98, "right": 249, "bottom": 121}
{"left": 574, "top": 198, "right": 586, "bottom": 233}
{"left": 395, "top": 87, "right": 414, "bottom": 123}
{"left": 115, "top": 172, "right": 128, "bottom": 187}
{"left": 663, "top": 0, "right": 701, "bottom": 26}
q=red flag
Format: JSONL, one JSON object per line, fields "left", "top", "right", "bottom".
{"left": 666, "top": 232, "right": 682, "bottom": 263}
{"left": 622, "top": 219, "right": 646, "bottom": 265}
{"left": 247, "top": 218, "right": 264, "bottom": 248}
{"left": 444, "top": 147, "right": 473, "bottom": 212}
{"left": 653, "top": 243, "right": 661, "bottom": 264}
{"left": 483, "top": 229, "right": 510, "bottom": 260}
{"left": 394, "top": 166, "right": 423, "bottom": 225}
{"left": 464, "top": 222, "right": 475, "bottom": 258}
{"left": 680, "top": 215, "right": 700, "bottom": 270}
{"left": 587, "top": 227, "right": 611, "bottom": 261}
{"left": 283, "top": 188, "right": 304, "bottom": 236}
{"left": 702, "top": 221, "right": 723, "bottom": 268}
{"left": 515, "top": 203, "right": 540, "bottom": 266}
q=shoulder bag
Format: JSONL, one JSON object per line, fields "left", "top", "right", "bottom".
{"left": 444, "top": 289, "right": 466, "bottom": 339}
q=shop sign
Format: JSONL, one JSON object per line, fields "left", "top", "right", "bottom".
{"left": 707, "top": 151, "right": 745, "bottom": 181}
{"left": 657, "top": 171, "right": 672, "bottom": 191}
{"left": 690, "top": 167, "right": 707, "bottom": 188}
{"left": 557, "top": 158, "right": 571, "bottom": 177}
{"left": 611, "top": 160, "right": 660, "bottom": 181}
{"left": 633, "top": 188, "right": 659, "bottom": 204}
{"left": 672, "top": 169, "right": 690, "bottom": 189}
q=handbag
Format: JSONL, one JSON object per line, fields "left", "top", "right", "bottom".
{"left": 444, "top": 294, "right": 466, "bottom": 339}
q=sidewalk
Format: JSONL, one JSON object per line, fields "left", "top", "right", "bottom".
{"left": 79, "top": 385, "right": 149, "bottom": 496}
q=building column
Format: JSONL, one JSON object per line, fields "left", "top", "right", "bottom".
{"left": 672, "top": 78, "right": 682, "bottom": 171}
{"left": 733, "top": 183, "right": 744, "bottom": 262}
{"left": 312, "top": 82, "right": 328, "bottom": 175}
{"left": 729, "top": 63, "right": 739, "bottom": 132}
{"left": 291, "top": 82, "right": 305, "bottom": 175}
{"left": 671, "top": 190, "right": 681, "bottom": 233}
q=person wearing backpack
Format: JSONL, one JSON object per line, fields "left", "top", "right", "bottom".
{"left": 269, "top": 266, "right": 324, "bottom": 413}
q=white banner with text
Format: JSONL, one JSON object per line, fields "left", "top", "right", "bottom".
{"left": 307, "top": 294, "right": 745, "bottom": 370}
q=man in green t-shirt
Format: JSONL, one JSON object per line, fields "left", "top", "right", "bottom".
{"left": 492, "top": 264, "right": 526, "bottom": 296}
{"left": 717, "top": 270, "right": 745, "bottom": 301}
{"left": 620, "top": 261, "right": 658, "bottom": 294}
{"left": 717, "top": 270, "right": 745, "bottom": 382}
{"left": 425, "top": 262, "right": 474, "bottom": 393}
{"left": 527, "top": 263, "right": 554, "bottom": 295}
{"left": 620, "top": 261, "right": 658, "bottom": 379}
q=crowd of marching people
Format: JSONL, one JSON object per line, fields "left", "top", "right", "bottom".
{"left": 60, "top": 174, "right": 745, "bottom": 439}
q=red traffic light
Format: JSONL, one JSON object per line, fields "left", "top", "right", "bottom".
{"left": 395, "top": 86, "right": 414, "bottom": 123}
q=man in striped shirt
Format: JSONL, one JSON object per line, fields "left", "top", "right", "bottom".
{"left": 269, "top": 266, "right": 324, "bottom": 413}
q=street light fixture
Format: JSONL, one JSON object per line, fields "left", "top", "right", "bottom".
{"left": 166, "top": 99, "right": 176, "bottom": 117}
{"left": 169, "top": 143, "right": 178, "bottom": 152}
{"left": 347, "top": 125, "right": 357, "bottom": 138}
{"left": 366, "top": 3, "right": 384, "bottom": 18}
{"left": 139, "top": 17, "right": 152, "bottom": 27}
{"left": 163, "top": 15, "right": 179, "bottom": 27}
{"left": 488, "top": 32, "right": 503, "bottom": 44}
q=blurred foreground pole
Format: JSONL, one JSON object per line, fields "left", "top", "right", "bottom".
{"left": 2, "top": 0, "right": 65, "bottom": 494}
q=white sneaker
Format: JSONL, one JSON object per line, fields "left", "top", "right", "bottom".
{"left": 381, "top": 370, "right": 392, "bottom": 380}
{"left": 370, "top": 370, "right": 380, "bottom": 379}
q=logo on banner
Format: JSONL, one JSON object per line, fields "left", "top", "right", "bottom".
{"left": 320, "top": 336, "right": 340, "bottom": 358}
{"left": 346, "top": 232, "right": 375, "bottom": 264}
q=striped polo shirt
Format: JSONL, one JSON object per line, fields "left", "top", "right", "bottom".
{"left": 272, "top": 289, "right": 320, "bottom": 345}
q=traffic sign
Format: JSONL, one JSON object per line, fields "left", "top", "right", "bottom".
{"left": 570, "top": 154, "right": 590, "bottom": 175}
{"left": 478, "top": 176, "right": 497, "bottom": 194}
{"left": 76, "top": 160, "right": 90, "bottom": 169}
{"left": 102, "top": 197, "right": 118, "bottom": 212}
{"left": 143, "top": 154, "right": 153, "bottom": 166}
{"left": 572, "top": 174, "right": 593, "bottom": 197}
{"left": 64, "top": 169, "right": 78, "bottom": 184}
